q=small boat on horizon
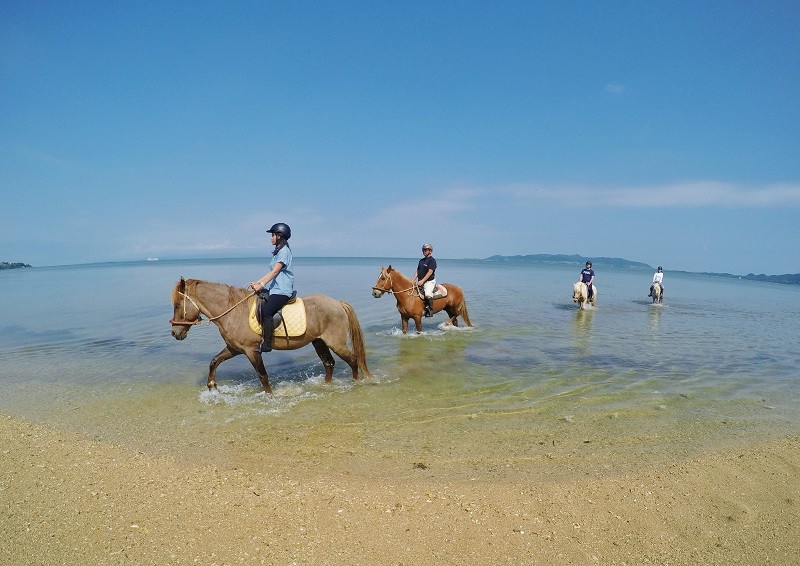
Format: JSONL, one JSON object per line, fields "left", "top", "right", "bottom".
{"left": 146, "top": 257, "right": 159, "bottom": 262}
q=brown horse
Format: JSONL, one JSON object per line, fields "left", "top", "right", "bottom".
{"left": 371, "top": 265, "right": 472, "bottom": 334}
{"left": 170, "top": 277, "right": 371, "bottom": 394}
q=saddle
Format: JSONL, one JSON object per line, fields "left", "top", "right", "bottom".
{"left": 248, "top": 295, "right": 307, "bottom": 338}
{"left": 416, "top": 284, "right": 448, "bottom": 300}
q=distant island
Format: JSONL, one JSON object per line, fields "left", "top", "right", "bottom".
{"left": 483, "top": 254, "right": 800, "bottom": 286}
{"left": 692, "top": 271, "right": 800, "bottom": 285}
{"left": 484, "top": 254, "right": 652, "bottom": 270}
{"left": 1, "top": 261, "right": 32, "bottom": 270}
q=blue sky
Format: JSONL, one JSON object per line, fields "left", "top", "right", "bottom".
{"left": 2, "top": 1, "right": 798, "bottom": 274}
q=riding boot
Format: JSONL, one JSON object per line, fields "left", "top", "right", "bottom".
{"left": 259, "top": 317, "right": 274, "bottom": 353}
{"left": 424, "top": 297, "right": 434, "bottom": 317}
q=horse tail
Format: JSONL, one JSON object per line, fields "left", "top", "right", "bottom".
{"left": 341, "top": 301, "right": 373, "bottom": 379}
{"left": 458, "top": 295, "right": 473, "bottom": 327}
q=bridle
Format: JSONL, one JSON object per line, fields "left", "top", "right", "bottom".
{"left": 372, "top": 271, "right": 416, "bottom": 296}
{"left": 169, "top": 291, "right": 204, "bottom": 326}
{"left": 169, "top": 287, "right": 255, "bottom": 326}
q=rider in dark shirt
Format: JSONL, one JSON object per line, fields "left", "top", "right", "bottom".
{"left": 579, "top": 261, "right": 595, "bottom": 299}
{"left": 412, "top": 243, "right": 437, "bottom": 317}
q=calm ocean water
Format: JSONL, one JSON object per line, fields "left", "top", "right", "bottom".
{"left": 2, "top": 257, "right": 799, "bottom": 478}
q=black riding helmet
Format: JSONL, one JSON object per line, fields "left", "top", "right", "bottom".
{"left": 267, "top": 223, "right": 291, "bottom": 239}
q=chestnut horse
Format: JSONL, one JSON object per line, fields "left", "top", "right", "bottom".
{"left": 371, "top": 265, "right": 472, "bottom": 333}
{"left": 170, "top": 277, "right": 371, "bottom": 394}
{"left": 572, "top": 281, "right": 598, "bottom": 310}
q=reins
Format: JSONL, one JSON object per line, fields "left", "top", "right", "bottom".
{"left": 170, "top": 287, "right": 255, "bottom": 326}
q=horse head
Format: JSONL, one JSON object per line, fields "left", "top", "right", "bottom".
{"left": 170, "top": 277, "right": 203, "bottom": 340}
{"left": 573, "top": 281, "right": 585, "bottom": 303}
{"left": 371, "top": 265, "right": 394, "bottom": 298}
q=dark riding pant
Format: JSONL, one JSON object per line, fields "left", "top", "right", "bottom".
{"left": 258, "top": 293, "right": 290, "bottom": 352}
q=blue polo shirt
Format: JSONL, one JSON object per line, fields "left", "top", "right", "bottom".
{"left": 268, "top": 246, "right": 294, "bottom": 297}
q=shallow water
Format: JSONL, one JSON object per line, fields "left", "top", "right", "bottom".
{"left": 2, "top": 258, "right": 798, "bottom": 480}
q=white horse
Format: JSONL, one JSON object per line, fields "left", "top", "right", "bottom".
{"left": 651, "top": 282, "right": 663, "bottom": 304}
{"left": 573, "top": 281, "right": 597, "bottom": 310}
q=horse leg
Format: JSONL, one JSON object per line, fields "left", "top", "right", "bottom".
{"left": 401, "top": 315, "right": 410, "bottom": 334}
{"left": 243, "top": 350, "right": 272, "bottom": 395}
{"left": 208, "top": 346, "right": 238, "bottom": 391}
{"left": 444, "top": 306, "right": 459, "bottom": 327}
{"left": 412, "top": 315, "right": 423, "bottom": 333}
{"left": 312, "top": 338, "right": 336, "bottom": 382}
{"left": 325, "top": 340, "right": 360, "bottom": 381}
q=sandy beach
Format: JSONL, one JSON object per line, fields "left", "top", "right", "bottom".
{"left": 2, "top": 413, "right": 798, "bottom": 565}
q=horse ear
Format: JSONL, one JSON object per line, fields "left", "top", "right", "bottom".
{"left": 387, "top": 265, "right": 393, "bottom": 272}
{"left": 179, "top": 277, "right": 186, "bottom": 291}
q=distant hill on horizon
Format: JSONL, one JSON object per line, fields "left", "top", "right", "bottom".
{"left": 484, "top": 254, "right": 652, "bottom": 270}
{"left": 483, "top": 254, "right": 800, "bottom": 286}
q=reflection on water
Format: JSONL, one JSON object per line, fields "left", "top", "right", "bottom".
{"left": 571, "top": 308, "right": 594, "bottom": 357}
{"left": 649, "top": 303, "right": 663, "bottom": 335}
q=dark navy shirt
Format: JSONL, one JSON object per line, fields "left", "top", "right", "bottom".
{"left": 417, "top": 256, "right": 437, "bottom": 280}
{"left": 580, "top": 268, "right": 594, "bottom": 283}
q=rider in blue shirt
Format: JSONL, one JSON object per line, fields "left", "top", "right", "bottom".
{"left": 579, "top": 261, "right": 595, "bottom": 299}
{"left": 250, "top": 223, "right": 294, "bottom": 353}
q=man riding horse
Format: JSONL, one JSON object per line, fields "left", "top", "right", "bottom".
{"left": 579, "top": 261, "right": 595, "bottom": 300}
{"left": 412, "top": 243, "right": 437, "bottom": 317}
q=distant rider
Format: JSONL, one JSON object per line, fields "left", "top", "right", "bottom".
{"left": 249, "top": 223, "right": 294, "bottom": 353}
{"left": 412, "top": 243, "right": 437, "bottom": 317}
{"left": 649, "top": 266, "right": 664, "bottom": 298}
{"left": 579, "top": 261, "right": 595, "bottom": 299}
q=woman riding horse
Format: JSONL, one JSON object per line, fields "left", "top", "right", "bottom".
{"left": 649, "top": 266, "right": 664, "bottom": 303}
{"left": 170, "top": 278, "right": 371, "bottom": 394}
{"left": 249, "top": 222, "right": 294, "bottom": 353}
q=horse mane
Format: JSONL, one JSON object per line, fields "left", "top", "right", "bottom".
{"left": 172, "top": 278, "right": 249, "bottom": 306}
{"left": 170, "top": 279, "right": 184, "bottom": 305}
{"left": 387, "top": 265, "right": 412, "bottom": 283}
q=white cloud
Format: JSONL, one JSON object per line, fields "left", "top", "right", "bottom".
{"left": 366, "top": 188, "right": 480, "bottom": 226}
{"left": 509, "top": 181, "right": 800, "bottom": 208}
{"left": 605, "top": 83, "right": 624, "bottom": 94}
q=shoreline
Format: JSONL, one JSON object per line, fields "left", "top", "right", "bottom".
{"left": 3, "top": 413, "right": 798, "bottom": 565}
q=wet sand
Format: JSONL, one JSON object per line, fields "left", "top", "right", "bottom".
{"left": 2, "top": 413, "right": 798, "bottom": 565}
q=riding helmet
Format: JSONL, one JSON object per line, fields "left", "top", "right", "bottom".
{"left": 422, "top": 243, "right": 433, "bottom": 251}
{"left": 267, "top": 223, "right": 291, "bottom": 239}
